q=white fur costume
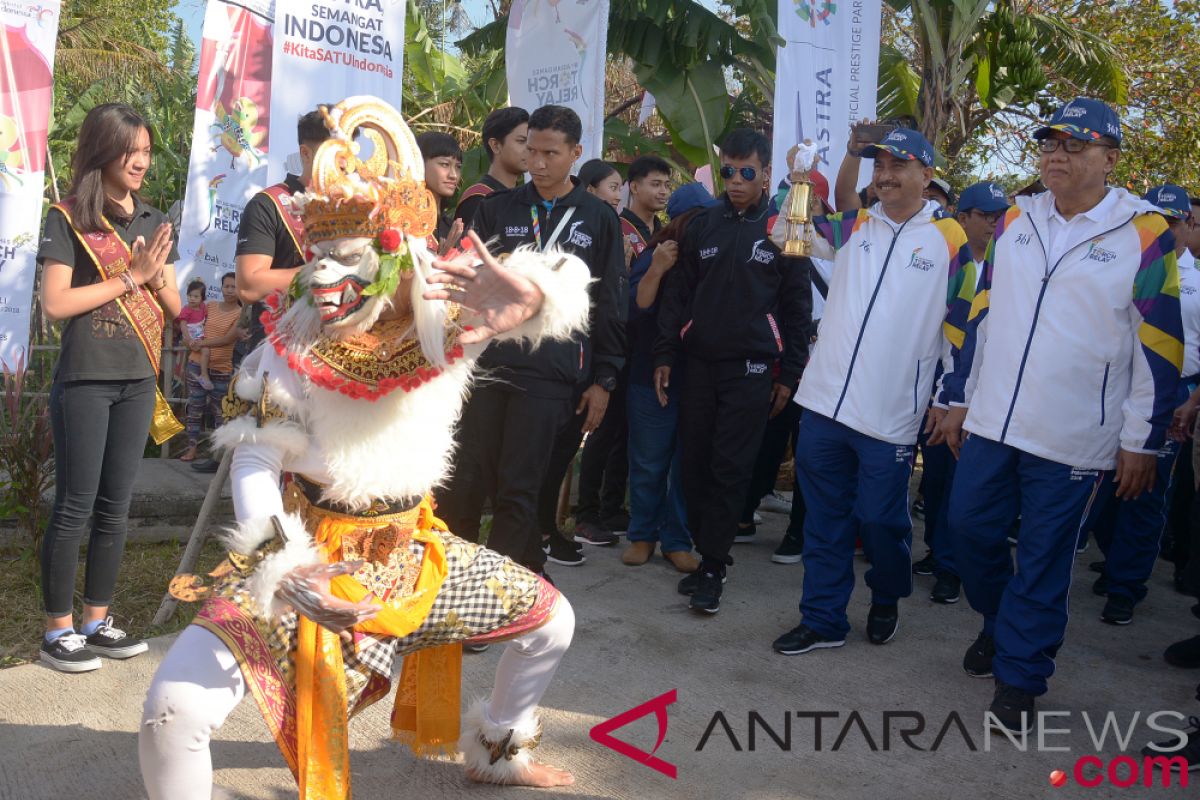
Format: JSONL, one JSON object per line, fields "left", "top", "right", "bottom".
{"left": 140, "top": 95, "right": 593, "bottom": 798}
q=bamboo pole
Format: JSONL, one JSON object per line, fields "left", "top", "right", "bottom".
{"left": 150, "top": 448, "right": 233, "bottom": 627}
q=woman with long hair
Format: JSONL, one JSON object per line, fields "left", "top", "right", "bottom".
{"left": 36, "top": 102, "right": 181, "bottom": 672}
{"left": 577, "top": 158, "right": 621, "bottom": 210}
{"left": 621, "top": 183, "right": 714, "bottom": 573}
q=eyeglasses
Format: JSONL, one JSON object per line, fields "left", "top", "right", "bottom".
{"left": 968, "top": 209, "right": 1004, "bottom": 225}
{"left": 1037, "top": 138, "right": 1115, "bottom": 154}
{"left": 720, "top": 165, "right": 759, "bottom": 181}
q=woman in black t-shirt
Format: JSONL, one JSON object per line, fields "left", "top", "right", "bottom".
{"left": 35, "top": 103, "right": 181, "bottom": 673}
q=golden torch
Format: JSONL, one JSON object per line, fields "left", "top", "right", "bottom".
{"left": 781, "top": 141, "right": 820, "bottom": 257}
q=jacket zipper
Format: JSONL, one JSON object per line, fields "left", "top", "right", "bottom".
{"left": 1100, "top": 362, "right": 1110, "bottom": 426}
{"left": 913, "top": 360, "right": 921, "bottom": 415}
{"left": 999, "top": 214, "right": 1136, "bottom": 442}
{"left": 832, "top": 214, "right": 915, "bottom": 420}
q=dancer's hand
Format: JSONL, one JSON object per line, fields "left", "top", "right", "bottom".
{"left": 425, "top": 231, "right": 545, "bottom": 345}
{"left": 653, "top": 366, "right": 671, "bottom": 408}
{"left": 275, "top": 560, "right": 378, "bottom": 641}
{"left": 769, "top": 382, "right": 792, "bottom": 419}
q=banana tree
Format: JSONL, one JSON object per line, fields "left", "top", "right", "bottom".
{"left": 877, "top": 0, "right": 1127, "bottom": 157}
{"left": 458, "top": 0, "right": 781, "bottom": 180}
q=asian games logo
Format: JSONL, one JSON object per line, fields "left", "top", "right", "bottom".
{"left": 794, "top": 0, "right": 838, "bottom": 26}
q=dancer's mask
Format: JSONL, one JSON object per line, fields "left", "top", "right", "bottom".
{"left": 297, "top": 96, "right": 439, "bottom": 332}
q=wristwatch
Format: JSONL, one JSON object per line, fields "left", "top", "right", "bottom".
{"left": 594, "top": 375, "right": 617, "bottom": 392}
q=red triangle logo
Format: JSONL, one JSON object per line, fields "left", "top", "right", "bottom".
{"left": 589, "top": 689, "right": 678, "bottom": 779}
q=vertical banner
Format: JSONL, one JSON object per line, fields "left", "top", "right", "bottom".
{"left": 0, "top": 0, "right": 59, "bottom": 366}
{"left": 175, "top": 0, "right": 275, "bottom": 295}
{"left": 771, "top": 0, "right": 881, "bottom": 199}
{"left": 175, "top": 0, "right": 406, "bottom": 292}
{"left": 268, "top": 0, "right": 406, "bottom": 185}
{"left": 505, "top": 0, "right": 609, "bottom": 162}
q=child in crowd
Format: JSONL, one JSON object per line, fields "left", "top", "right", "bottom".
{"left": 176, "top": 279, "right": 213, "bottom": 392}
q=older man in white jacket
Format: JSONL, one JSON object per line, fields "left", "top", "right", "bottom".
{"left": 934, "top": 98, "right": 1183, "bottom": 735}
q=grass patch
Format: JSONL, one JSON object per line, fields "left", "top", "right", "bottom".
{"left": 0, "top": 538, "right": 228, "bottom": 668}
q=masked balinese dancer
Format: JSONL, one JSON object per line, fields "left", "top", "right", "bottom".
{"left": 138, "top": 96, "right": 590, "bottom": 798}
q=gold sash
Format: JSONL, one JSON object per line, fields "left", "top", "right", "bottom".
{"left": 284, "top": 488, "right": 460, "bottom": 799}
{"left": 52, "top": 200, "right": 183, "bottom": 444}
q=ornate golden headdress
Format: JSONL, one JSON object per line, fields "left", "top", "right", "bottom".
{"left": 302, "top": 96, "right": 438, "bottom": 244}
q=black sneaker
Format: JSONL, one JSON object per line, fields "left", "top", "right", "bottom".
{"left": 1076, "top": 538, "right": 1089, "bottom": 554}
{"left": 1165, "top": 635, "right": 1200, "bottom": 668}
{"left": 771, "top": 533, "right": 804, "bottom": 564}
{"left": 1141, "top": 715, "right": 1200, "bottom": 773}
{"left": 465, "top": 643, "right": 491, "bottom": 653}
{"left": 912, "top": 551, "right": 936, "bottom": 577}
{"left": 84, "top": 617, "right": 149, "bottom": 659}
{"left": 988, "top": 681, "right": 1036, "bottom": 735}
{"left": 677, "top": 570, "right": 727, "bottom": 596}
{"left": 866, "top": 603, "right": 899, "bottom": 645}
{"left": 1101, "top": 593, "right": 1134, "bottom": 625}
{"left": 1092, "top": 574, "right": 1109, "bottom": 596}
{"left": 1089, "top": 559, "right": 1107, "bottom": 574}
{"left": 734, "top": 523, "right": 756, "bottom": 544}
{"left": 688, "top": 569, "right": 725, "bottom": 614}
{"left": 574, "top": 521, "right": 619, "bottom": 547}
{"left": 930, "top": 574, "right": 961, "bottom": 604}
{"left": 772, "top": 623, "right": 845, "bottom": 655}
{"left": 544, "top": 535, "right": 585, "bottom": 566}
{"left": 601, "top": 510, "right": 631, "bottom": 534}
{"left": 963, "top": 632, "right": 995, "bottom": 678}
{"left": 40, "top": 632, "right": 101, "bottom": 673}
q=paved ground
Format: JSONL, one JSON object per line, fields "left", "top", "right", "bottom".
{"left": 0, "top": 502, "right": 1196, "bottom": 799}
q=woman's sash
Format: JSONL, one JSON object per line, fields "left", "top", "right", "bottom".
{"left": 51, "top": 199, "right": 183, "bottom": 443}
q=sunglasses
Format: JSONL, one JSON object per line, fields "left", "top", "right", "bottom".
{"left": 720, "top": 165, "right": 760, "bottom": 181}
{"left": 1037, "top": 138, "right": 1115, "bottom": 154}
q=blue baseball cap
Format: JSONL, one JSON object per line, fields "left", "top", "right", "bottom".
{"left": 1033, "top": 97, "right": 1122, "bottom": 145}
{"left": 666, "top": 182, "right": 717, "bottom": 219}
{"left": 1144, "top": 184, "right": 1191, "bottom": 219}
{"left": 957, "top": 181, "right": 1010, "bottom": 214}
{"left": 862, "top": 128, "right": 936, "bottom": 167}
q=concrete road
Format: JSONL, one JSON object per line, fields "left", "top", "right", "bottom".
{"left": 1, "top": 511, "right": 1195, "bottom": 799}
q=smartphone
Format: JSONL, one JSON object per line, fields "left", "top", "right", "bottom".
{"left": 853, "top": 123, "right": 897, "bottom": 144}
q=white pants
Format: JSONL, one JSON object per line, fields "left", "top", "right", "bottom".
{"left": 139, "top": 598, "right": 574, "bottom": 800}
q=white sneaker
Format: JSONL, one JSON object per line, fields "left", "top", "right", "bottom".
{"left": 753, "top": 511, "right": 763, "bottom": 525}
{"left": 758, "top": 491, "right": 793, "bottom": 515}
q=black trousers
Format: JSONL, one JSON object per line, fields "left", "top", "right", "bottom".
{"left": 537, "top": 384, "right": 589, "bottom": 539}
{"left": 739, "top": 398, "right": 801, "bottom": 523}
{"left": 42, "top": 376, "right": 156, "bottom": 616}
{"left": 438, "top": 383, "right": 570, "bottom": 571}
{"left": 575, "top": 377, "right": 629, "bottom": 526}
{"left": 678, "top": 356, "right": 772, "bottom": 565}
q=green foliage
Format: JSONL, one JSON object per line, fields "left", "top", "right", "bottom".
{"left": 878, "top": 0, "right": 1127, "bottom": 158}
{"left": 46, "top": 5, "right": 193, "bottom": 212}
{"left": 1045, "top": 0, "right": 1200, "bottom": 192}
{"left": 0, "top": 352, "right": 54, "bottom": 564}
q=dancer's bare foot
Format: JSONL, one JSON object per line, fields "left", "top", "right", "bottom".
{"left": 467, "top": 759, "right": 575, "bottom": 788}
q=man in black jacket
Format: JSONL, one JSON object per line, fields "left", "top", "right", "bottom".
{"left": 653, "top": 128, "right": 812, "bottom": 614}
{"left": 439, "top": 105, "right": 626, "bottom": 576}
